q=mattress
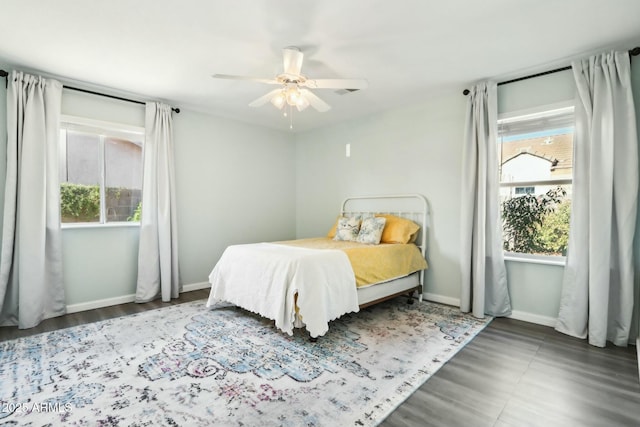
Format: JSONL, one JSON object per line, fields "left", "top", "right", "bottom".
{"left": 276, "top": 237, "right": 428, "bottom": 287}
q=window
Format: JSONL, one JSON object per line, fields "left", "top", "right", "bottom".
{"left": 498, "top": 105, "right": 574, "bottom": 257}
{"left": 59, "top": 116, "right": 144, "bottom": 224}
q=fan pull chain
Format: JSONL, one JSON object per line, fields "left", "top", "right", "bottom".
{"left": 290, "top": 105, "right": 294, "bottom": 129}
{"left": 280, "top": 103, "right": 294, "bottom": 130}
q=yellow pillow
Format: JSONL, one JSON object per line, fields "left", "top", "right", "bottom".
{"left": 327, "top": 216, "right": 340, "bottom": 238}
{"left": 375, "top": 214, "right": 420, "bottom": 244}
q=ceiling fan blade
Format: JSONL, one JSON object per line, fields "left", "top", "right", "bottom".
{"left": 283, "top": 47, "right": 304, "bottom": 76}
{"left": 300, "top": 89, "right": 331, "bottom": 112}
{"left": 212, "top": 74, "right": 279, "bottom": 85}
{"left": 249, "top": 89, "right": 283, "bottom": 107}
{"left": 303, "top": 78, "right": 368, "bottom": 90}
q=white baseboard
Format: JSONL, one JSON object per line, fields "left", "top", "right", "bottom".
{"left": 65, "top": 282, "right": 211, "bottom": 314}
{"left": 422, "top": 293, "right": 460, "bottom": 307}
{"left": 66, "top": 288, "right": 618, "bottom": 341}
{"left": 422, "top": 294, "right": 557, "bottom": 327}
{"left": 508, "top": 310, "right": 557, "bottom": 327}
{"left": 636, "top": 337, "right": 639, "bottom": 382}
{"left": 66, "top": 294, "right": 136, "bottom": 314}
{"left": 182, "top": 281, "right": 211, "bottom": 292}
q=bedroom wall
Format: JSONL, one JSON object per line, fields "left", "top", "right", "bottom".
{"left": 0, "top": 67, "right": 296, "bottom": 309}
{"left": 173, "top": 110, "right": 297, "bottom": 286}
{"left": 497, "top": 69, "right": 575, "bottom": 324}
{"left": 67, "top": 102, "right": 296, "bottom": 306}
{"left": 500, "top": 58, "right": 640, "bottom": 333}
{"left": 295, "top": 88, "right": 467, "bottom": 305}
{"left": 59, "top": 91, "right": 146, "bottom": 306}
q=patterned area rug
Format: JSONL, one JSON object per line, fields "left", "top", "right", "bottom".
{"left": 0, "top": 298, "right": 490, "bottom": 426}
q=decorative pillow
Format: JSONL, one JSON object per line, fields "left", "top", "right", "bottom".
{"left": 375, "top": 214, "right": 421, "bottom": 244}
{"left": 356, "top": 216, "right": 386, "bottom": 244}
{"left": 333, "top": 216, "right": 362, "bottom": 241}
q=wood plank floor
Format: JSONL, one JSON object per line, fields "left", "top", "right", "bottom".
{"left": 381, "top": 315, "right": 640, "bottom": 427}
{"left": 1, "top": 291, "right": 639, "bottom": 426}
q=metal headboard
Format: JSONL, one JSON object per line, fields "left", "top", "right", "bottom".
{"left": 340, "top": 193, "right": 429, "bottom": 288}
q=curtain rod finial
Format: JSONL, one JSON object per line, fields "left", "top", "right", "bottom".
{"left": 630, "top": 47, "right": 640, "bottom": 57}
{"left": 0, "top": 69, "right": 8, "bottom": 78}
{"left": 463, "top": 89, "right": 470, "bottom": 96}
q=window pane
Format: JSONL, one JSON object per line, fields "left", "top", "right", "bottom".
{"left": 60, "top": 130, "right": 101, "bottom": 223}
{"left": 105, "top": 137, "right": 142, "bottom": 222}
{"left": 499, "top": 109, "right": 573, "bottom": 256}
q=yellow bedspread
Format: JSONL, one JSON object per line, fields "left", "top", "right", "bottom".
{"left": 277, "top": 237, "right": 428, "bottom": 287}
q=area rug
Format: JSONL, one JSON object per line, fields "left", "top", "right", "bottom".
{"left": 0, "top": 298, "right": 491, "bottom": 426}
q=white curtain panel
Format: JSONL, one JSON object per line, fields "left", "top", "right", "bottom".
{"left": 135, "top": 102, "right": 180, "bottom": 303}
{"left": 460, "top": 81, "right": 512, "bottom": 318}
{"left": 0, "top": 71, "right": 65, "bottom": 329}
{"left": 556, "top": 51, "right": 638, "bottom": 347}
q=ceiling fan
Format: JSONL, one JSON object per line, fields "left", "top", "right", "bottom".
{"left": 212, "top": 47, "right": 368, "bottom": 114}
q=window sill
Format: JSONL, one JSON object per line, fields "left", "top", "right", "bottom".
{"left": 504, "top": 252, "right": 566, "bottom": 267}
{"left": 62, "top": 222, "right": 140, "bottom": 230}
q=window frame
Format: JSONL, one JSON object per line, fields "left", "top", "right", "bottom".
{"left": 497, "top": 102, "right": 574, "bottom": 264}
{"left": 59, "top": 115, "right": 144, "bottom": 228}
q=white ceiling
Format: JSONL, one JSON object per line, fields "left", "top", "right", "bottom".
{"left": 1, "top": 0, "right": 639, "bottom": 132}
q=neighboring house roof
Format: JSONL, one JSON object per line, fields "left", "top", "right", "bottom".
{"left": 503, "top": 151, "right": 557, "bottom": 166}
{"left": 500, "top": 133, "right": 573, "bottom": 176}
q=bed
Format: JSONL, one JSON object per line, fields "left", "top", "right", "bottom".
{"left": 206, "top": 194, "right": 429, "bottom": 338}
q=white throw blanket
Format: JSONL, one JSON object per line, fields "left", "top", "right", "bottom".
{"left": 207, "top": 243, "right": 359, "bottom": 338}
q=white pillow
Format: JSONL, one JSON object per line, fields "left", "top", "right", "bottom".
{"left": 333, "top": 216, "right": 361, "bottom": 241}
{"left": 356, "top": 216, "right": 387, "bottom": 244}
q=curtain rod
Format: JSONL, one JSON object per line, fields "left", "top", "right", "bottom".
{"left": 462, "top": 46, "right": 640, "bottom": 96}
{"left": 0, "top": 69, "right": 180, "bottom": 113}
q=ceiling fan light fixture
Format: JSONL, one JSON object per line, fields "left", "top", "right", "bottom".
{"left": 270, "top": 92, "right": 285, "bottom": 109}
{"left": 284, "top": 85, "right": 301, "bottom": 106}
{"left": 296, "top": 95, "right": 310, "bottom": 112}
{"left": 214, "top": 46, "right": 366, "bottom": 122}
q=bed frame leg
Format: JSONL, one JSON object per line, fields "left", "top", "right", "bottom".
{"left": 418, "top": 293, "right": 423, "bottom": 303}
{"left": 309, "top": 337, "right": 318, "bottom": 343}
{"left": 407, "top": 291, "right": 415, "bottom": 304}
